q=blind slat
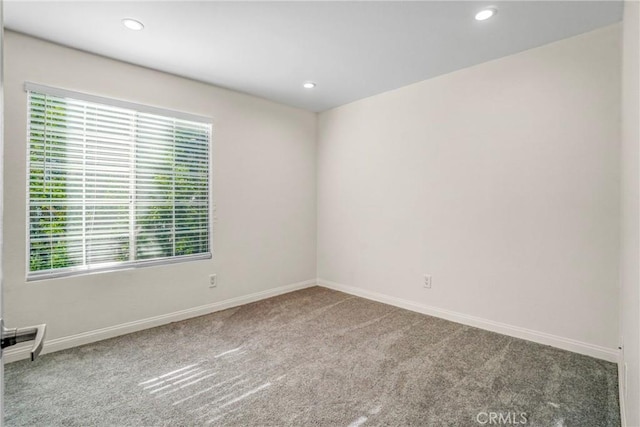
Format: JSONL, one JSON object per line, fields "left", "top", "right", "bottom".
{"left": 28, "top": 88, "right": 211, "bottom": 279}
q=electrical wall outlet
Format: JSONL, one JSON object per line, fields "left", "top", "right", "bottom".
{"left": 424, "top": 274, "right": 432, "bottom": 289}
{"left": 209, "top": 274, "right": 217, "bottom": 288}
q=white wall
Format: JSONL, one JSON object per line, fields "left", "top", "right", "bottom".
{"left": 620, "top": 1, "right": 640, "bottom": 424}
{"left": 0, "top": 1, "right": 5, "bottom": 420}
{"left": 2, "top": 20, "right": 627, "bottom": 373}
{"left": 3, "top": 32, "right": 317, "bottom": 344}
{"left": 318, "top": 25, "right": 622, "bottom": 357}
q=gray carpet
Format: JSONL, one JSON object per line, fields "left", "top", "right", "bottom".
{"left": 5, "top": 287, "right": 620, "bottom": 426}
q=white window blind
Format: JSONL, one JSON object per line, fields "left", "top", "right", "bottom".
{"left": 27, "top": 83, "right": 212, "bottom": 280}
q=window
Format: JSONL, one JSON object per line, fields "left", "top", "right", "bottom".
{"left": 27, "top": 83, "right": 212, "bottom": 280}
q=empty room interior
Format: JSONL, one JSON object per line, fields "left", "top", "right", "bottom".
{"left": 0, "top": 0, "right": 639, "bottom": 426}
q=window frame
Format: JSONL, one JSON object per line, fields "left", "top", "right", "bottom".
{"left": 24, "top": 82, "right": 214, "bottom": 281}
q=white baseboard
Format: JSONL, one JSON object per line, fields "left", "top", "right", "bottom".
{"left": 4, "top": 279, "right": 317, "bottom": 363}
{"left": 318, "top": 278, "right": 620, "bottom": 363}
{"left": 6, "top": 278, "right": 619, "bottom": 364}
{"left": 619, "top": 357, "right": 627, "bottom": 427}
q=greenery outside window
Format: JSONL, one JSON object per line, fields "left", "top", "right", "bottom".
{"left": 27, "top": 83, "right": 212, "bottom": 280}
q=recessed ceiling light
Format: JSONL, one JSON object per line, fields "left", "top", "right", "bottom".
{"left": 303, "top": 81, "right": 316, "bottom": 89}
{"left": 122, "top": 18, "right": 144, "bottom": 31}
{"left": 475, "top": 8, "right": 497, "bottom": 21}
